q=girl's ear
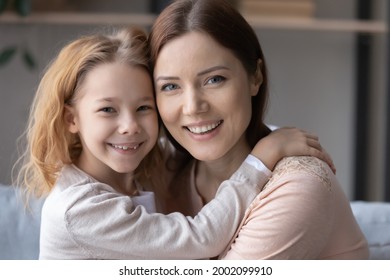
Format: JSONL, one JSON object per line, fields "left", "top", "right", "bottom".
{"left": 250, "top": 59, "right": 263, "bottom": 97}
{"left": 64, "top": 105, "right": 79, "bottom": 134}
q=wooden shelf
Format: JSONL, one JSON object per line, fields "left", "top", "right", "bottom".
{"left": 0, "top": 12, "right": 387, "bottom": 33}
{"left": 246, "top": 16, "right": 387, "bottom": 33}
{"left": 0, "top": 12, "right": 157, "bottom": 26}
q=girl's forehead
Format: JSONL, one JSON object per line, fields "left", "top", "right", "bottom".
{"left": 76, "top": 62, "right": 153, "bottom": 102}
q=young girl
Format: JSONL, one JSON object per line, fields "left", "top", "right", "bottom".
{"left": 15, "top": 26, "right": 333, "bottom": 259}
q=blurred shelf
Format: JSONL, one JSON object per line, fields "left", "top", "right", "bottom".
{"left": 0, "top": 12, "right": 157, "bottom": 26}
{"left": 0, "top": 12, "right": 387, "bottom": 33}
{"left": 246, "top": 16, "right": 387, "bottom": 33}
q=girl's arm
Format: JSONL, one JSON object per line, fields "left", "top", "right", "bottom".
{"left": 251, "top": 127, "right": 336, "bottom": 173}
{"left": 53, "top": 160, "right": 268, "bottom": 259}
{"left": 46, "top": 127, "right": 329, "bottom": 259}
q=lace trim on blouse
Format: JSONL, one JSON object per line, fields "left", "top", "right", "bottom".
{"left": 267, "top": 156, "right": 332, "bottom": 192}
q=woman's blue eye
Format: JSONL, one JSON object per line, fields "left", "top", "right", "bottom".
{"left": 161, "top": 84, "right": 178, "bottom": 91}
{"left": 207, "top": 76, "right": 225, "bottom": 84}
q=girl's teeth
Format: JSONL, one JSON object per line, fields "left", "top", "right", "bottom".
{"left": 111, "top": 144, "right": 138, "bottom": 150}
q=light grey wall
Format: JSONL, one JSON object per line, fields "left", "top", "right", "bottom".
{"left": 259, "top": 0, "right": 356, "bottom": 198}
{"left": 0, "top": 0, "right": 387, "bottom": 200}
{"left": 0, "top": 24, "right": 100, "bottom": 185}
{"left": 262, "top": 0, "right": 387, "bottom": 200}
{"left": 261, "top": 0, "right": 387, "bottom": 200}
{"left": 0, "top": 1, "right": 149, "bottom": 186}
{"left": 262, "top": 30, "right": 356, "bottom": 198}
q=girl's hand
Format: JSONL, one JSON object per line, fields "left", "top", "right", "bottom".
{"left": 250, "top": 127, "right": 336, "bottom": 173}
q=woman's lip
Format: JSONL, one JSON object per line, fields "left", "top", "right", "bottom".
{"left": 184, "top": 120, "right": 223, "bottom": 127}
{"left": 185, "top": 120, "right": 223, "bottom": 136}
{"left": 184, "top": 120, "right": 223, "bottom": 131}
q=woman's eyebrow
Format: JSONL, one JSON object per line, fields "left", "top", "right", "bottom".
{"left": 155, "top": 76, "right": 180, "bottom": 82}
{"left": 155, "top": 66, "right": 229, "bottom": 82}
{"left": 197, "top": 65, "right": 229, "bottom": 76}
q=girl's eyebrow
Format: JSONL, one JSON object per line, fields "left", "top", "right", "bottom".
{"left": 95, "top": 97, "right": 115, "bottom": 103}
{"left": 139, "top": 96, "right": 155, "bottom": 102}
{"left": 95, "top": 96, "right": 154, "bottom": 103}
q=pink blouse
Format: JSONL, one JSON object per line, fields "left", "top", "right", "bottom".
{"left": 164, "top": 156, "right": 369, "bottom": 259}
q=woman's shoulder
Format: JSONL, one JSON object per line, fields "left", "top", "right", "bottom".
{"left": 268, "top": 156, "right": 333, "bottom": 190}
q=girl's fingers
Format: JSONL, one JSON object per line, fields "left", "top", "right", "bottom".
{"left": 309, "top": 147, "right": 336, "bottom": 174}
{"left": 306, "top": 138, "right": 322, "bottom": 151}
{"left": 304, "top": 132, "right": 319, "bottom": 141}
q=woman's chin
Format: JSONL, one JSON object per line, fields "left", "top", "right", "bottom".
{"left": 188, "top": 150, "right": 223, "bottom": 162}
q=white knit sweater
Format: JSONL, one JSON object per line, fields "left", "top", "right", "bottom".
{"left": 39, "top": 157, "right": 270, "bottom": 259}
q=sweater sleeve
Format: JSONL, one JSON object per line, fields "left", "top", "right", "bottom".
{"left": 65, "top": 159, "right": 271, "bottom": 259}
{"left": 221, "top": 156, "right": 335, "bottom": 260}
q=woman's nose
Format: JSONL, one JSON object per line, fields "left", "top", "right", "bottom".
{"left": 182, "top": 89, "right": 209, "bottom": 116}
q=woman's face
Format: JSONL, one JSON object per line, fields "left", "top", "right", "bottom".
{"left": 154, "top": 31, "right": 260, "bottom": 162}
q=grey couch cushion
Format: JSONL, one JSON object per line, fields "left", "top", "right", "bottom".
{"left": 1, "top": 183, "right": 390, "bottom": 260}
{"left": 0, "top": 185, "right": 44, "bottom": 259}
{"left": 351, "top": 201, "right": 390, "bottom": 260}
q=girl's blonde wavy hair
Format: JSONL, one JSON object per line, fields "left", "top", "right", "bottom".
{"left": 14, "top": 26, "right": 162, "bottom": 198}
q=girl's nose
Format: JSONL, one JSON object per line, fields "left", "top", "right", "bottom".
{"left": 118, "top": 114, "right": 141, "bottom": 135}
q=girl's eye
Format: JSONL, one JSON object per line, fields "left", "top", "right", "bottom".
{"left": 161, "top": 83, "right": 179, "bottom": 92}
{"left": 206, "top": 75, "right": 225, "bottom": 85}
{"left": 99, "top": 107, "right": 115, "bottom": 113}
{"left": 137, "top": 105, "right": 153, "bottom": 112}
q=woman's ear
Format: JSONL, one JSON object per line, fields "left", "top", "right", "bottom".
{"left": 64, "top": 105, "right": 79, "bottom": 134}
{"left": 250, "top": 59, "right": 263, "bottom": 97}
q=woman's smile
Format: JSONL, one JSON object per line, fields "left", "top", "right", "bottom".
{"left": 185, "top": 120, "right": 223, "bottom": 135}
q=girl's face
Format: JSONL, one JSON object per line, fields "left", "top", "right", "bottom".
{"left": 67, "top": 62, "right": 158, "bottom": 178}
{"left": 154, "top": 31, "right": 260, "bottom": 162}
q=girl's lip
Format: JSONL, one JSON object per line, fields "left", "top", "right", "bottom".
{"left": 108, "top": 142, "right": 143, "bottom": 151}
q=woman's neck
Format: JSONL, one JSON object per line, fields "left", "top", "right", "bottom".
{"left": 195, "top": 137, "right": 251, "bottom": 203}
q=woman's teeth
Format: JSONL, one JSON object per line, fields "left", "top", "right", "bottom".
{"left": 187, "top": 121, "right": 222, "bottom": 134}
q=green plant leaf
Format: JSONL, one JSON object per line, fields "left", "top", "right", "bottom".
{"left": 0, "top": 0, "right": 9, "bottom": 13}
{"left": 22, "top": 49, "right": 36, "bottom": 70}
{"left": 0, "top": 47, "right": 17, "bottom": 66}
{"left": 14, "top": 0, "right": 31, "bottom": 17}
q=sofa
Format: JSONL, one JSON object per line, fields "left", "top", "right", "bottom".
{"left": 1, "top": 184, "right": 389, "bottom": 259}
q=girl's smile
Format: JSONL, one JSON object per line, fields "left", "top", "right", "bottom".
{"left": 108, "top": 142, "right": 144, "bottom": 153}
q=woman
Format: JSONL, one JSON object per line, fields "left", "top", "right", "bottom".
{"left": 149, "top": 0, "right": 369, "bottom": 259}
